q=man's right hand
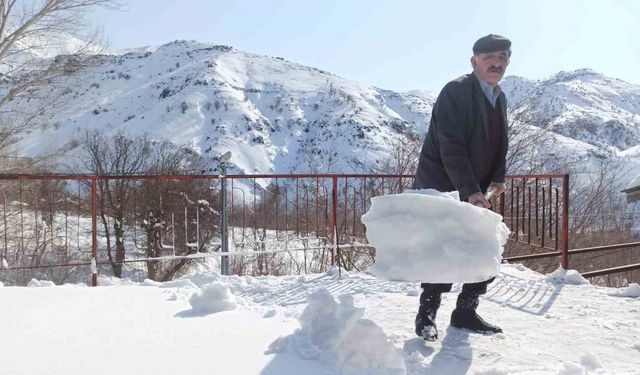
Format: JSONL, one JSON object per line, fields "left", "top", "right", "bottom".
{"left": 468, "top": 192, "right": 491, "bottom": 209}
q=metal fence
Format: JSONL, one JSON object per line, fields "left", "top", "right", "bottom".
{"left": 0, "top": 173, "right": 571, "bottom": 286}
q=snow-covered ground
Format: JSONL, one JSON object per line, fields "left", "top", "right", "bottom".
{"left": 2, "top": 264, "right": 639, "bottom": 375}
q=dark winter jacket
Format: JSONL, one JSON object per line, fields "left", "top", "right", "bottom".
{"left": 413, "top": 72, "right": 508, "bottom": 201}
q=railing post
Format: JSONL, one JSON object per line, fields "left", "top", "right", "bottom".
{"left": 221, "top": 168, "right": 229, "bottom": 276}
{"left": 561, "top": 174, "right": 570, "bottom": 269}
{"left": 330, "top": 176, "right": 340, "bottom": 274}
{"left": 91, "top": 177, "right": 98, "bottom": 287}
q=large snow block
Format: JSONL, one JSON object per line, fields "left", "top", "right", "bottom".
{"left": 361, "top": 189, "right": 510, "bottom": 283}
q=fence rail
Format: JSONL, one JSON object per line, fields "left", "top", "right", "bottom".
{"left": 0, "top": 173, "right": 575, "bottom": 286}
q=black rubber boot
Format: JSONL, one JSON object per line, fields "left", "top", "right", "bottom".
{"left": 450, "top": 293, "right": 502, "bottom": 334}
{"left": 415, "top": 292, "right": 441, "bottom": 341}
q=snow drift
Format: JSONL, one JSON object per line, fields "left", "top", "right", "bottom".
{"left": 362, "top": 189, "right": 510, "bottom": 283}
{"left": 268, "top": 288, "right": 405, "bottom": 375}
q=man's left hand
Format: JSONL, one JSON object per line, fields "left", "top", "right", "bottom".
{"left": 486, "top": 182, "right": 505, "bottom": 199}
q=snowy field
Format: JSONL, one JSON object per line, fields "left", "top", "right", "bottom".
{"left": 2, "top": 264, "right": 639, "bottom": 375}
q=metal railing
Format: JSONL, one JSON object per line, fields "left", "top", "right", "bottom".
{"left": 0, "top": 173, "right": 572, "bottom": 286}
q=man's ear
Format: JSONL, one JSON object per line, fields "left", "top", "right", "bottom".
{"left": 470, "top": 56, "right": 476, "bottom": 69}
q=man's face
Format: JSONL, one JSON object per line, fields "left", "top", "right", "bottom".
{"left": 471, "top": 50, "right": 510, "bottom": 86}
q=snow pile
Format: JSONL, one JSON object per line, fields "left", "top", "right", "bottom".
{"left": 361, "top": 189, "right": 509, "bottom": 283}
{"left": 188, "top": 282, "right": 237, "bottom": 314}
{"left": 546, "top": 267, "right": 590, "bottom": 285}
{"left": 609, "top": 283, "right": 640, "bottom": 298}
{"left": 27, "top": 279, "right": 56, "bottom": 287}
{"left": 0, "top": 281, "right": 3, "bottom": 287}
{"left": 268, "top": 288, "right": 405, "bottom": 375}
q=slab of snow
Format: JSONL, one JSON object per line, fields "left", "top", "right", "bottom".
{"left": 362, "top": 189, "right": 509, "bottom": 283}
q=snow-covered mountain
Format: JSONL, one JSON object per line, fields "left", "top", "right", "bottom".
{"left": 502, "top": 69, "right": 640, "bottom": 155}
{"left": 4, "top": 40, "right": 640, "bottom": 178}
{"left": 4, "top": 40, "right": 434, "bottom": 174}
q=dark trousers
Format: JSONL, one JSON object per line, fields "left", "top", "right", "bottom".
{"left": 421, "top": 277, "right": 495, "bottom": 296}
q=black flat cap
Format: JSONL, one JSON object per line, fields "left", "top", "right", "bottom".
{"left": 473, "top": 34, "right": 511, "bottom": 54}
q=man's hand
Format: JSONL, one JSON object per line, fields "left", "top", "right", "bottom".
{"left": 468, "top": 192, "right": 491, "bottom": 208}
{"left": 486, "top": 182, "right": 505, "bottom": 199}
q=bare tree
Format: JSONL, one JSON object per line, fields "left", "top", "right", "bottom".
{"left": 0, "top": 0, "right": 122, "bottom": 170}
{"left": 81, "top": 130, "right": 150, "bottom": 277}
{"left": 504, "top": 108, "right": 552, "bottom": 174}
{"left": 372, "top": 135, "right": 422, "bottom": 177}
{"left": 80, "top": 130, "right": 218, "bottom": 281}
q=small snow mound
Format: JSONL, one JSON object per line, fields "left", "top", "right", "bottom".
{"left": 546, "top": 267, "right": 590, "bottom": 285}
{"left": 0, "top": 281, "right": 3, "bottom": 287}
{"left": 557, "top": 362, "right": 586, "bottom": 375}
{"left": 189, "top": 282, "right": 237, "bottom": 315}
{"left": 579, "top": 352, "right": 602, "bottom": 370}
{"left": 27, "top": 279, "right": 55, "bottom": 287}
{"left": 269, "top": 288, "right": 405, "bottom": 375}
{"left": 362, "top": 189, "right": 509, "bottom": 283}
{"left": 609, "top": 283, "right": 640, "bottom": 298}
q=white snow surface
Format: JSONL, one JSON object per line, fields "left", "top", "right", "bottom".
{"left": 1, "top": 264, "right": 640, "bottom": 374}
{"left": 362, "top": 189, "right": 509, "bottom": 283}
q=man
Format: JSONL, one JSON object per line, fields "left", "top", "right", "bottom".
{"left": 412, "top": 34, "right": 510, "bottom": 341}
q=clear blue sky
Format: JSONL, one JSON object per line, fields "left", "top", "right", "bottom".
{"left": 92, "top": 0, "right": 640, "bottom": 92}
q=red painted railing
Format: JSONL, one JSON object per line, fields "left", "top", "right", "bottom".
{"left": 0, "top": 173, "right": 570, "bottom": 286}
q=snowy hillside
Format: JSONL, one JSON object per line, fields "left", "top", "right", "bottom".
{"left": 4, "top": 40, "right": 640, "bottom": 179}
{"left": 502, "top": 69, "right": 640, "bottom": 154}
{"left": 4, "top": 40, "right": 434, "bottom": 174}
{"left": 2, "top": 264, "right": 639, "bottom": 374}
